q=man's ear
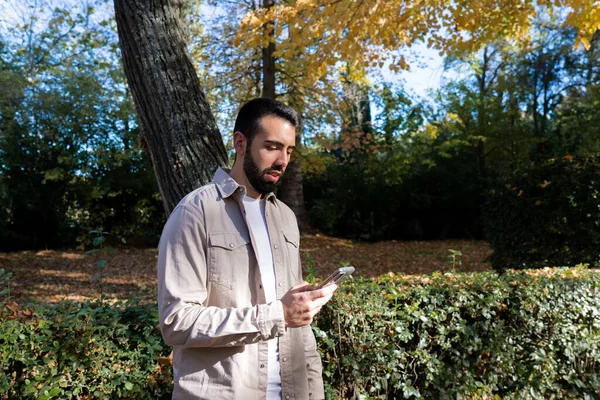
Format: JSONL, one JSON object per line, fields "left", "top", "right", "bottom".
{"left": 233, "top": 131, "right": 247, "bottom": 157}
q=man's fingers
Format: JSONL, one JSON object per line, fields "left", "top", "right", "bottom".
{"left": 309, "top": 283, "right": 337, "bottom": 300}
{"left": 282, "top": 281, "right": 338, "bottom": 328}
{"left": 321, "top": 282, "right": 338, "bottom": 295}
{"left": 311, "top": 306, "right": 322, "bottom": 317}
{"left": 311, "top": 293, "right": 334, "bottom": 309}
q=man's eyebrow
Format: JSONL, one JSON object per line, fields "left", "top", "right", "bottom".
{"left": 264, "top": 140, "right": 296, "bottom": 149}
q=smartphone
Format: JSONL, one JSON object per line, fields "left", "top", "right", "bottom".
{"left": 316, "top": 266, "right": 355, "bottom": 289}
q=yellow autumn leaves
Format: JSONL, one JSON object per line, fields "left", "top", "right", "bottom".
{"left": 235, "top": 0, "right": 599, "bottom": 83}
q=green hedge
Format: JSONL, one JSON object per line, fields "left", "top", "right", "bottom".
{"left": 484, "top": 154, "right": 600, "bottom": 271}
{"left": 315, "top": 267, "right": 600, "bottom": 399}
{"left": 2, "top": 267, "right": 600, "bottom": 399}
{"left": 0, "top": 299, "right": 172, "bottom": 399}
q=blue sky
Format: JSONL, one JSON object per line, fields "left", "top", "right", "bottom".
{"left": 392, "top": 45, "right": 449, "bottom": 98}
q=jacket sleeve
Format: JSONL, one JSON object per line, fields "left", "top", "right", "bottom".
{"left": 157, "top": 205, "right": 286, "bottom": 348}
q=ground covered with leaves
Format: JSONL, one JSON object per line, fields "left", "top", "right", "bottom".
{"left": 1, "top": 234, "right": 491, "bottom": 304}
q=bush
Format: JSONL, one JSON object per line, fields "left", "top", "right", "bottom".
{"left": 0, "top": 299, "right": 172, "bottom": 399}
{"left": 303, "top": 144, "right": 485, "bottom": 241}
{"left": 484, "top": 154, "right": 600, "bottom": 271}
{"left": 3, "top": 267, "right": 599, "bottom": 399}
{"left": 314, "top": 266, "right": 600, "bottom": 399}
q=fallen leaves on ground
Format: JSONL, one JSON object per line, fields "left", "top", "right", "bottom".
{"left": 301, "top": 234, "right": 492, "bottom": 278}
{"left": 0, "top": 234, "right": 491, "bottom": 305}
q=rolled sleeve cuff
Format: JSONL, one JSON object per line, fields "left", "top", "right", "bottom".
{"left": 257, "top": 300, "right": 286, "bottom": 340}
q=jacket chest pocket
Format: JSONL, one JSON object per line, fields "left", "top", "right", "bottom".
{"left": 282, "top": 231, "right": 301, "bottom": 284}
{"left": 208, "top": 232, "right": 252, "bottom": 290}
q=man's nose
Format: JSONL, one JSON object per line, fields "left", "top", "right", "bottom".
{"left": 276, "top": 151, "right": 290, "bottom": 169}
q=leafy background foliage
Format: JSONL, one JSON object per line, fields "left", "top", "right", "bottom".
{"left": 0, "top": 1, "right": 599, "bottom": 269}
{"left": 0, "top": 1, "right": 164, "bottom": 250}
{"left": 2, "top": 267, "right": 599, "bottom": 399}
{"left": 314, "top": 267, "right": 600, "bottom": 399}
{"left": 304, "top": 135, "right": 485, "bottom": 241}
{"left": 484, "top": 154, "right": 600, "bottom": 271}
{"left": 1, "top": 298, "right": 172, "bottom": 399}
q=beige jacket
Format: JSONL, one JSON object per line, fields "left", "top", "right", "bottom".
{"left": 157, "top": 168, "right": 324, "bottom": 400}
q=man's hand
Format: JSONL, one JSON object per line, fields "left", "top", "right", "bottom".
{"left": 280, "top": 282, "right": 337, "bottom": 328}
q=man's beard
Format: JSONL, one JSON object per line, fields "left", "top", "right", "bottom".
{"left": 243, "top": 150, "right": 283, "bottom": 195}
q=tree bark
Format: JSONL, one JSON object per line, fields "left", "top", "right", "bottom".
{"left": 278, "top": 114, "right": 308, "bottom": 232}
{"left": 475, "top": 45, "right": 490, "bottom": 180}
{"left": 258, "top": 0, "right": 307, "bottom": 230}
{"left": 262, "top": 0, "right": 276, "bottom": 98}
{"left": 114, "top": 0, "right": 228, "bottom": 215}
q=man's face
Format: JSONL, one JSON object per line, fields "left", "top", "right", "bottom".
{"left": 242, "top": 115, "right": 296, "bottom": 196}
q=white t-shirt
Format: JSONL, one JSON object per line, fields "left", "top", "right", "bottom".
{"left": 243, "top": 195, "right": 281, "bottom": 400}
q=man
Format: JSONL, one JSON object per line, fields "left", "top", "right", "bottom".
{"left": 157, "top": 98, "right": 337, "bottom": 400}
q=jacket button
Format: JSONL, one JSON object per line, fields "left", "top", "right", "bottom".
{"left": 285, "top": 396, "right": 290, "bottom": 400}
{"left": 259, "top": 284, "right": 263, "bottom": 289}
{"left": 278, "top": 282, "right": 282, "bottom": 287}
{"left": 260, "top": 364, "right": 265, "bottom": 368}
{"left": 282, "top": 357, "right": 287, "bottom": 362}
{"left": 274, "top": 244, "right": 278, "bottom": 249}
{"left": 229, "top": 243, "right": 234, "bottom": 248}
{"left": 306, "top": 363, "right": 310, "bottom": 368}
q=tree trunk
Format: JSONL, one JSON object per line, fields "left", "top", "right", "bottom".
{"left": 259, "top": 0, "right": 307, "bottom": 230}
{"left": 114, "top": 0, "right": 228, "bottom": 215}
{"left": 262, "top": 0, "right": 276, "bottom": 98}
{"left": 475, "top": 45, "right": 490, "bottom": 179}
{"left": 342, "top": 66, "right": 373, "bottom": 143}
{"left": 278, "top": 115, "right": 308, "bottom": 232}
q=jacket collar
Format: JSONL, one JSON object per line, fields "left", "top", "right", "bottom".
{"left": 213, "top": 167, "right": 277, "bottom": 204}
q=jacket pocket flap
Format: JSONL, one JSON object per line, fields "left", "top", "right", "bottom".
{"left": 210, "top": 232, "right": 250, "bottom": 250}
{"left": 282, "top": 231, "right": 299, "bottom": 248}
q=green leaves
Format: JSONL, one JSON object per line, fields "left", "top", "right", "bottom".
{"left": 315, "top": 267, "right": 600, "bottom": 399}
{"left": 485, "top": 154, "right": 600, "bottom": 271}
{"left": 0, "top": 1, "right": 164, "bottom": 251}
{"left": 0, "top": 268, "right": 12, "bottom": 302}
{"left": 0, "top": 299, "right": 172, "bottom": 399}
{"left": 2, "top": 266, "right": 598, "bottom": 398}
{"left": 446, "top": 249, "right": 463, "bottom": 270}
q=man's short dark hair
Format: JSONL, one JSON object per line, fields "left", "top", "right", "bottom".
{"left": 234, "top": 98, "right": 299, "bottom": 143}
